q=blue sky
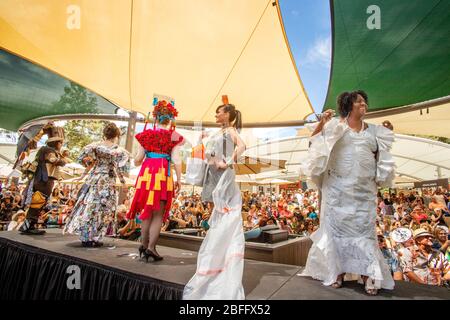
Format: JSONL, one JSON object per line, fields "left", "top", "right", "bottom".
{"left": 252, "top": 0, "right": 332, "bottom": 140}
{"left": 280, "top": 0, "right": 332, "bottom": 115}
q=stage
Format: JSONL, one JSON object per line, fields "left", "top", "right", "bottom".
{"left": 0, "top": 229, "right": 448, "bottom": 300}
{"left": 158, "top": 231, "right": 313, "bottom": 266}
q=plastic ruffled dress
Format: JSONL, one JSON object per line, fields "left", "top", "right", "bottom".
{"left": 300, "top": 118, "right": 396, "bottom": 290}
{"left": 183, "top": 130, "right": 245, "bottom": 300}
{"left": 127, "top": 128, "right": 184, "bottom": 222}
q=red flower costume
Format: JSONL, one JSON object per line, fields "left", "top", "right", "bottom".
{"left": 127, "top": 128, "right": 184, "bottom": 221}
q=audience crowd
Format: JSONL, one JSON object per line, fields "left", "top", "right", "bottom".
{"left": 1, "top": 178, "right": 449, "bottom": 287}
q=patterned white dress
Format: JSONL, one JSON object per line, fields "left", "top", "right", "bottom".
{"left": 183, "top": 130, "right": 245, "bottom": 300}
{"left": 300, "top": 118, "right": 396, "bottom": 290}
{"left": 64, "top": 142, "right": 129, "bottom": 242}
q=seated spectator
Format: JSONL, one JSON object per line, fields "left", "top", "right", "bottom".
{"left": 118, "top": 217, "right": 141, "bottom": 241}
{"left": 200, "top": 213, "right": 210, "bottom": 232}
{"left": 432, "top": 226, "right": 450, "bottom": 261}
{"left": 49, "top": 187, "right": 62, "bottom": 205}
{"left": 307, "top": 206, "right": 318, "bottom": 220}
{"left": 419, "top": 222, "right": 432, "bottom": 234}
{"left": 46, "top": 208, "right": 60, "bottom": 228}
{"left": 430, "top": 208, "right": 444, "bottom": 227}
{"left": 7, "top": 210, "right": 26, "bottom": 231}
{"left": 116, "top": 205, "right": 128, "bottom": 233}
{"left": 171, "top": 211, "right": 189, "bottom": 229}
{"left": 411, "top": 206, "right": 428, "bottom": 225}
{"left": 244, "top": 217, "right": 278, "bottom": 241}
{"left": 60, "top": 185, "right": 71, "bottom": 204}
{"left": 279, "top": 204, "right": 293, "bottom": 219}
{"left": 399, "top": 228, "right": 450, "bottom": 286}
{"left": 0, "top": 192, "right": 13, "bottom": 221}
{"left": 244, "top": 214, "right": 254, "bottom": 231}
{"left": 161, "top": 213, "right": 179, "bottom": 232}
{"left": 194, "top": 202, "right": 205, "bottom": 224}
{"left": 378, "top": 232, "right": 403, "bottom": 280}
{"left": 269, "top": 204, "right": 279, "bottom": 219}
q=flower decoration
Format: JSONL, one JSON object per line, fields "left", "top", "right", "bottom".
{"left": 135, "top": 129, "right": 184, "bottom": 154}
{"left": 152, "top": 100, "right": 179, "bottom": 119}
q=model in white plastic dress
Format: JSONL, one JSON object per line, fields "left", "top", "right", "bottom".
{"left": 300, "top": 91, "right": 396, "bottom": 295}
{"left": 183, "top": 103, "right": 246, "bottom": 300}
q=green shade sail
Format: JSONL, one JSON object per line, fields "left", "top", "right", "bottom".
{"left": 0, "top": 49, "right": 118, "bottom": 131}
{"left": 324, "top": 0, "right": 450, "bottom": 112}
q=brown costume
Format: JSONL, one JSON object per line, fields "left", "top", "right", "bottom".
{"left": 20, "top": 127, "right": 68, "bottom": 234}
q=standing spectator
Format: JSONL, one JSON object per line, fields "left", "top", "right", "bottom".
{"left": 434, "top": 188, "right": 447, "bottom": 207}
{"left": 432, "top": 226, "right": 450, "bottom": 261}
{"left": 410, "top": 206, "right": 428, "bottom": 225}
{"left": 422, "top": 189, "right": 432, "bottom": 209}
{"left": 429, "top": 196, "right": 448, "bottom": 213}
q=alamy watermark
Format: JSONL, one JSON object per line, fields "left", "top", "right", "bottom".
{"left": 66, "top": 5, "right": 81, "bottom": 30}
{"left": 66, "top": 265, "right": 81, "bottom": 290}
{"left": 367, "top": 5, "right": 381, "bottom": 30}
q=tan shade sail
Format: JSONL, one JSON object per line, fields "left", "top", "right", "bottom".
{"left": 366, "top": 102, "right": 450, "bottom": 138}
{"left": 0, "top": 0, "right": 314, "bottom": 126}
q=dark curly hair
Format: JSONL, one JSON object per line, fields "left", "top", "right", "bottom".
{"left": 336, "top": 90, "right": 368, "bottom": 117}
{"left": 103, "top": 122, "right": 121, "bottom": 140}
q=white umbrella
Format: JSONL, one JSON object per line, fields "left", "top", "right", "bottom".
{"left": 256, "top": 178, "right": 291, "bottom": 185}
{"left": 61, "top": 175, "right": 136, "bottom": 187}
{"left": 64, "top": 162, "right": 85, "bottom": 171}
{"left": 0, "top": 165, "right": 21, "bottom": 178}
{"left": 62, "top": 161, "right": 85, "bottom": 177}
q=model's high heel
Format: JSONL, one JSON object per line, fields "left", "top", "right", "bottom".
{"left": 331, "top": 273, "right": 345, "bottom": 288}
{"left": 143, "top": 249, "right": 163, "bottom": 262}
{"left": 138, "top": 245, "right": 146, "bottom": 258}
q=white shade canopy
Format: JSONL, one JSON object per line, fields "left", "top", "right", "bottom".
{"left": 366, "top": 101, "right": 450, "bottom": 138}
{"left": 243, "top": 134, "right": 450, "bottom": 184}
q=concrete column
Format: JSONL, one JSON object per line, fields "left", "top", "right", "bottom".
{"left": 125, "top": 111, "right": 137, "bottom": 154}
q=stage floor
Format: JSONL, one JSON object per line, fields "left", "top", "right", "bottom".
{"left": 0, "top": 229, "right": 449, "bottom": 300}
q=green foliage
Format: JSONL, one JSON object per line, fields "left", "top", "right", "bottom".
{"left": 411, "top": 134, "right": 450, "bottom": 144}
{"left": 63, "top": 120, "right": 108, "bottom": 161}
{"left": 53, "top": 81, "right": 107, "bottom": 161}
{"left": 51, "top": 81, "right": 99, "bottom": 114}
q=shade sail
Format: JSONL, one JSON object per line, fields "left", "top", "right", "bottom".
{"left": 0, "top": 0, "right": 314, "bottom": 130}
{"left": 0, "top": 143, "right": 17, "bottom": 164}
{"left": 366, "top": 101, "right": 450, "bottom": 138}
{"left": 0, "top": 50, "right": 118, "bottom": 131}
{"left": 324, "top": 0, "right": 450, "bottom": 112}
{"left": 244, "top": 134, "right": 450, "bottom": 183}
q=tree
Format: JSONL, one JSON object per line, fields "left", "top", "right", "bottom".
{"left": 63, "top": 120, "right": 108, "bottom": 161}
{"left": 51, "top": 81, "right": 104, "bottom": 161}
{"left": 51, "top": 81, "right": 99, "bottom": 114}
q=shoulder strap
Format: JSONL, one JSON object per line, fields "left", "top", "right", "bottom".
{"left": 223, "top": 130, "right": 226, "bottom": 158}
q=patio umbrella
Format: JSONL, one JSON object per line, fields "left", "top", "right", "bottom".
{"left": 181, "top": 156, "right": 286, "bottom": 175}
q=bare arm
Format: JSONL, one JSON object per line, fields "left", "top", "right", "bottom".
{"left": 405, "top": 271, "right": 426, "bottom": 284}
{"left": 228, "top": 127, "right": 246, "bottom": 163}
{"left": 171, "top": 142, "right": 184, "bottom": 196}
{"left": 78, "top": 161, "right": 94, "bottom": 180}
{"left": 311, "top": 109, "right": 335, "bottom": 137}
{"left": 47, "top": 151, "right": 67, "bottom": 167}
{"left": 134, "top": 145, "right": 145, "bottom": 167}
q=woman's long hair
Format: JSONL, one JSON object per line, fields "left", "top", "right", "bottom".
{"left": 216, "top": 104, "right": 242, "bottom": 132}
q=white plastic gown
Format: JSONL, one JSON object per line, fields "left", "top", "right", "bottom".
{"left": 300, "top": 118, "right": 396, "bottom": 290}
{"left": 183, "top": 132, "right": 245, "bottom": 300}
